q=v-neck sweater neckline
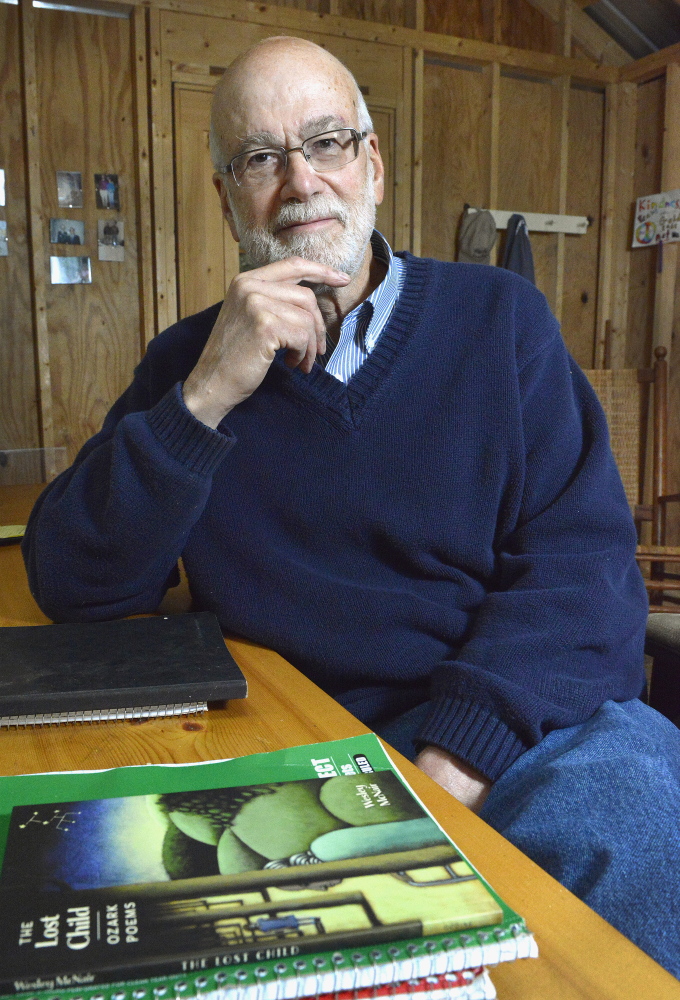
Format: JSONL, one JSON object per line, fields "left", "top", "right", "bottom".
{"left": 271, "top": 252, "right": 429, "bottom": 430}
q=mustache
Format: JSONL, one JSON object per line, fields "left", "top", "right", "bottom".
{"left": 271, "top": 196, "right": 350, "bottom": 235}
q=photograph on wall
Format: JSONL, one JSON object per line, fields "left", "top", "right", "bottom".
{"left": 50, "top": 218, "right": 85, "bottom": 245}
{"left": 94, "top": 173, "right": 120, "bottom": 210}
{"left": 56, "top": 171, "right": 83, "bottom": 209}
{"left": 0, "top": 220, "right": 7, "bottom": 257}
{"left": 0, "top": 168, "right": 5, "bottom": 207}
{"left": 50, "top": 255, "right": 92, "bottom": 285}
{"left": 97, "top": 218, "right": 124, "bottom": 261}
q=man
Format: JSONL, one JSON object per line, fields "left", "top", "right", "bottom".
{"left": 23, "top": 36, "right": 680, "bottom": 975}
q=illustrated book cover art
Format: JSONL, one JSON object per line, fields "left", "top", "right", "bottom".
{"left": 0, "top": 734, "right": 536, "bottom": 999}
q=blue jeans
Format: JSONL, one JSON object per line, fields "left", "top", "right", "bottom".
{"left": 376, "top": 699, "right": 680, "bottom": 978}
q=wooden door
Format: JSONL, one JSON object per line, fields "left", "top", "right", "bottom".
{"left": 161, "top": 12, "right": 413, "bottom": 323}
{"left": 174, "top": 84, "right": 238, "bottom": 321}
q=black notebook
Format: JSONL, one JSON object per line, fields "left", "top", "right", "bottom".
{"left": 0, "top": 612, "right": 247, "bottom": 726}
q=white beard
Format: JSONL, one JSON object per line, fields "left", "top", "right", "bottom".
{"left": 230, "top": 162, "right": 377, "bottom": 277}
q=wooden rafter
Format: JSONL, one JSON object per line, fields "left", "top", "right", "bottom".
{"left": 619, "top": 40, "right": 680, "bottom": 82}
{"left": 524, "top": 0, "right": 632, "bottom": 66}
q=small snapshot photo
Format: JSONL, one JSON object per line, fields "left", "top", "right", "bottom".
{"left": 97, "top": 218, "right": 124, "bottom": 262}
{"left": 0, "top": 220, "right": 7, "bottom": 257}
{"left": 50, "top": 255, "right": 92, "bottom": 285}
{"left": 94, "top": 173, "right": 120, "bottom": 210}
{"left": 50, "top": 218, "right": 85, "bottom": 246}
{"left": 0, "top": 168, "right": 5, "bottom": 207}
{"left": 56, "top": 171, "right": 83, "bottom": 209}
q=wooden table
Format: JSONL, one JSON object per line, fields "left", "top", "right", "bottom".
{"left": 1, "top": 483, "right": 678, "bottom": 999}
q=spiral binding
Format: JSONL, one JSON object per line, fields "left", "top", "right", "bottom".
{"left": 0, "top": 703, "right": 208, "bottom": 727}
{"left": 14, "top": 925, "right": 536, "bottom": 1000}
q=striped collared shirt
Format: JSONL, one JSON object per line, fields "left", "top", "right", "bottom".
{"left": 323, "top": 230, "right": 405, "bottom": 384}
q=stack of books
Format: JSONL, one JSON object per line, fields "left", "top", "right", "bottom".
{"left": 0, "top": 734, "right": 537, "bottom": 1000}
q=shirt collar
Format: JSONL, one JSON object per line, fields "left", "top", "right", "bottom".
{"left": 342, "top": 229, "right": 401, "bottom": 350}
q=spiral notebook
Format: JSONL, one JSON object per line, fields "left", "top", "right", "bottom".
{"left": 0, "top": 612, "right": 247, "bottom": 726}
{"left": 0, "top": 733, "right": 536, "bottom": 999}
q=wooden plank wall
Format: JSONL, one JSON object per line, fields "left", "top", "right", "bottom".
{"left": 35, "top": 10, "right": 141, "bottom": 463}
{"left": 0, "top": 5, "right": 40, "bottom": 458}
{"left": 563, "top": 84, "right": 604, "bottom": 366}
{"left": 0, "top": 0, "right": 677, "bottom": 498}
{"left": 421, "top": 62, "right": 603, "bottom": 368}
{"left": 627, "top": 76, "right": 664, "bottom": 369}
{"left": 425, "top": 0, "right": 557, "bottom": 53}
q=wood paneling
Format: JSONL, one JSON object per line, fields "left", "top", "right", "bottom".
{"left": 18, "top": 0, "right": 54, "bottom": 465}
{"left": 498, "top": 71, "right": 562, "bottom": 311}
{"left": 132, "top": 5, "right": 157, "bottom": 346}
{"left": 150, "top": 7, "right": 178, "bottom": 332}
{"left": 594, "top": 82, "right": 616, "bottom": 369}
{"left": 278, "top": 0, "right": 324, "bottom": 10}
{"left": 610, "top": 81, "right": 637, "bottom": 369}
{"left": 174, "top": 84, "right": 235, "bottom": 319}
{"left": 498, "top": 0, "right": 558, "bottom": 55}
{"left": 420, "top": 59, "right": 491, "bottom": 262}
{"left": 668, "top": 345, "right": 680, "bottom": 545}
{"left": 35, "top": 9, "right": 141, "bottom": 463}
{"left": 420, "top": 58, "right": 606, "bottom": 368}
{"left": 562, "top": 84, "right": 604, "bottom": 367}
{"left": 657, "top": 65, "right": 680, "bottom": 547}
{"left": 424, "top": 0, "right": 495, "bottom": 41}
{"left": 0, "top": 5, "right": 39, "bottom": 456}
{"left": 425, "top": 0, "right": 558, "bottom": 54}
{"left": 338, "top": 0, "right": 417, "bottom": 27}
{"left": 652, "top": 63, "right": 680, "bottom": 356}
{"left": 627, "top": 76, "right": 664, "bottom": 369}
{"left": 146, "top": 0, "right": 617, "bottom": 85}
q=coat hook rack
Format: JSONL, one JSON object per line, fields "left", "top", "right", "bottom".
{"left": 465, "top": 206, "right": 589, "bottom": 235}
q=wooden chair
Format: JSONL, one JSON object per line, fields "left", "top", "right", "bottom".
{"left": 584, "top": 347, "right": 680, "bottom": 613}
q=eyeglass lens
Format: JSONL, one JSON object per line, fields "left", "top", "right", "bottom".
{"left": 230, "top": 129, "right": 360, "bottom": 186}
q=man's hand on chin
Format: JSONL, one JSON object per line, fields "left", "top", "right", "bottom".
{"left": 415, "top": 745, "right": 492, "bottom": 814}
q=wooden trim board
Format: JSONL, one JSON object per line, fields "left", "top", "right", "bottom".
{"left": 17, "top": 0, "right": 55, "bottom": 469}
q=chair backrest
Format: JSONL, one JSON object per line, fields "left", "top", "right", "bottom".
{"left": 583, "top": 368, "right": 643, "bottom": 512}
{"left": 584, "top": 347, "right": 668, "bottom": 540}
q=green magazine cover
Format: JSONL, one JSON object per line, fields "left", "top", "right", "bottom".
{"left": 0, "top": 734, "right": 536, "bottom": 1000}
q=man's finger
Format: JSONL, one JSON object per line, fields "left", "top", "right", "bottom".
{"left": 245, "top": 256, "right": 350, "bottom": 287}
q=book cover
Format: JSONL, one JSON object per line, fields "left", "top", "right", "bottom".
{"left": 0, "top": 613, "right": 247, "bottom": 723}
{"left": 0, "top": 734, "right": 536, "bottom": 999}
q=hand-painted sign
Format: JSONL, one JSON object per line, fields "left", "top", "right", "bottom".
{"left": 632, "top": 189, "right": 680, "bottom": 247}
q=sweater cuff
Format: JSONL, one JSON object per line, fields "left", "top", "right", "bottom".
{"left": 416, "top": 696, "right": 528, "bottom": 781}
{"left": 147, "top": 382, "right": 236, "bottom": 476}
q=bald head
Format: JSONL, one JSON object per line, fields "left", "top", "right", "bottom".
{"left": 209, "top": 36, "right": 372, "bottom": 170}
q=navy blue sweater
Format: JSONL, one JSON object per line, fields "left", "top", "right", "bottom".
{"left": 23, "top": 255, "right": 648, "bottom": 779}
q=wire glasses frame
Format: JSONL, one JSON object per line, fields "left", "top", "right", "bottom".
{"left": 220, "top": 128, "right": 368, "bottom": 188}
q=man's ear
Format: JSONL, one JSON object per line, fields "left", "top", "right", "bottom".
{"left": 367, "top": 133, "right": 385, "bottom": 207}
{"left": 213, "top": 173, "right": 240, "bottom": 242}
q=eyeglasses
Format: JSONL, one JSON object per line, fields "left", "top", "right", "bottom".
{"left": 221, "top": 128, "right": 368, "bottom": 188}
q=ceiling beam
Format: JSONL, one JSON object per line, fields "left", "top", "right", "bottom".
{"left": 619, "top": 39, "right": 680, "bottom": 82}
{"left": 524, "top": 0, "right": 633, "bottom": 65}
